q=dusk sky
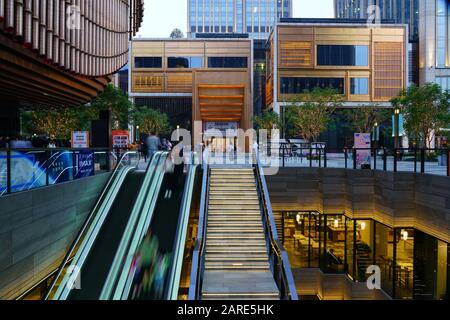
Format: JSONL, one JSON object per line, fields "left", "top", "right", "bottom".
{"left": 137, "top": 0, "right": 335, "bottom": 38}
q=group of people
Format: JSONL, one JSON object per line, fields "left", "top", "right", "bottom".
{"left": 138, "top": 133, "right": 173, "bottom": 162}
{"left": 0, "top": 135, "right": 70, "bottom": 149}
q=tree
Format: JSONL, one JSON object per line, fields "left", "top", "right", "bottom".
{"left": 285, "top": 88, "right": 343, "bottom": 142}
{"left": 170, "top": 28, "right": 184, "bottom": 39}
{"left": 254, "top": 110, "right": 282, "bottom": 137}
{"left": 340, "top": 105, "right": 390, "bottom": 133}
{"left": 90, "top": 84, "right": 133, "bottom": 130}
{"left": 391, "top": 83, "right": 450, "bottom": 148}
{"left": 22, "top": 108, "right": 79, "bottom": 139}
{"left": 133, "top": 107, "right": 170, "bottom": 136}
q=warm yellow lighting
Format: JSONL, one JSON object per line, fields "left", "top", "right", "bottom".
{"left": 361, "top": 222, "right": 366, "bottom": 230}
{"left": 334, "top": 218, "right": 339, "bottom": 228}
{"left": 401, "top": 229, "right": 408, "bottom": 241}
{"left": 394, "top": 108, "right": 400, "bottom": 115}
{"left": 296, "top": 213, "right": 302, "bottom": 224}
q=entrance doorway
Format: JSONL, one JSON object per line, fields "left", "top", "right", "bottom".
{"left": 205, "top": 136, "right": 237, "bottom": 153}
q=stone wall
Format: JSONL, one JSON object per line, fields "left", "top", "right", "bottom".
{"left": 265, "top": 168, "right": 450, "bottom": 243}
{"left": 0, "top": 173, "right": 110, "bottom": 299}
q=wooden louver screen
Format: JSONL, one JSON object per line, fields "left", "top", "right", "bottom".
{"left": 279, "top": 41, "right": 312, "bottom": 67}
{"left": 373, "top": 42, "right": 403, "bottom": 99}
{"left": 198, "top": 84, "right": 245, "bottom": 122}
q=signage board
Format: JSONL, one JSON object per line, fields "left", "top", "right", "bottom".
{"left": 112, "top": 130, "right": 130, "bottom": 149}
{"left": 204, "top": 122, "right": 239, "bottom": 136}
{"left": 354, "top": 133, "right": 371, "bottom": 168}
{"left": 75, "top": 151, "right": 94, "bottom": 179}
{"left": 71, "top": 131, "right": 89, "bottom": 148}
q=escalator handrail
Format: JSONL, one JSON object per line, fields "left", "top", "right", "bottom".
{"left": 43, "top": 151, "right": 140, "bottom": 300}
{"left": 167, "top": 161, "right": 198, "bottom": 299}
{"left": 254, "top": 148, "right": 299, "bottom": 300}
{"left": 100, "top": 152, "right": 169, "bottom": 300}
{"left": 188, "top": 152, "right": 209, "bottom": 300}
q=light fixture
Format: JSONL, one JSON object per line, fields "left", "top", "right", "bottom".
{"left": 361, "top": 222, "right": 366, "bottom": 231}
{"left": 394, "top": 108, "right": 400, "bottom": 115}
{"left": 296, "top": 213, "right": 302, "bottom": 224}
{"left": 374, "top": 122, "right": 378, "bottom": 127}
{"left": 401, "top": 229, "right": 408, "bottom": 241}
{"left": 334, "top": 218, "right": 339, "bottom": 228}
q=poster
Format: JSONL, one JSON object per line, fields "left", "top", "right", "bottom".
{"left": 72, "top": 131, "right": 89, "bottom": 148}
{"left": 354, "top": 133, "right": 371, "bottom": 168}
{"left": 74, "top": 151, "right": 94, "bottom": 179}
{"left": 48, "top": 151, "right": 73, "bottom": 184}
{"left": 112, "top": 130, "right": 130, "bottom": 149}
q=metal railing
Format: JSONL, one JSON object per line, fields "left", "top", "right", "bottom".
{"left": 261, "top": 143, "right": 450, "bottom": 177}
{"left": 43, "top": 150, "right": 140, "bottom": 300}
{"left": 0, "top": 147, "right": 132, "bottom": 196}
{"left": 253, "top": 148, "right": 299, "bottom": 300}
{"left": 188, "top": 153, "right": 209, "bottom": 300}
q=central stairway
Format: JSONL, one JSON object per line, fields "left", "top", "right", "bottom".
{"left": 202, "top": 167, "right": 279, "bottom": 300}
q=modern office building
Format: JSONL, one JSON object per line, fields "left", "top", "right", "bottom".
{"left": 335, "top": 0, "right": 419, "bottom": 41}
{"left": 188, "top": 0, "right": 292, "bottom": 39}
{"left": 0, "top": 0, "right": 144, "bottom": 136}
{"left": 419, "top": 0, "right": 450, "bottom": 89}
{"left": 265, "top": 19, "right": 407, "bottom": 148}
{"left": 129, "top": 38, "right": 253, "bottom": 151}
{"left": 266, "top": 20, "right": 408, "bottom": 111}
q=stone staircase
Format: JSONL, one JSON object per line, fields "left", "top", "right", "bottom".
{"left": 201, "top": 167, "right": 279, "bottom": 300}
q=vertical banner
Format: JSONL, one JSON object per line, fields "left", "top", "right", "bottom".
{"left": 75, "top": 151, "right": 94, "bottom": 179}
{"left": 355, "top": 133, "right": 372, "bottom": 168}
{"left": 71, "top": 131, "right": 90, "bottom": 148}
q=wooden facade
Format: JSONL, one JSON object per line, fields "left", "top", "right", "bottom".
{"left": 130, "top": 39, "right": 253, "bottom": 132}
{"left": 266, "top": 23, "right": 408, "bottom": 108}
{"left": 0, "top": 0, "right": 144, "bottom": 108}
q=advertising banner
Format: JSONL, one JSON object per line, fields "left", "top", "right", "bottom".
{"left": 72, "top": 131, "right": 90, "bottom": 148}
{"left": 48, "top": 151, "right": 73, "bottom": 184}
{"left": 354, "top": 133, "right": 371, "bottom": 168}
{"left": 112, "top": 130, "right": 130, "bottom": 149}
{"left": 74, "top": 151, "right": 94, "bottom": 179}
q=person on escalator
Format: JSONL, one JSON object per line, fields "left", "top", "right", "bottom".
{"left": 146, "top": 132, "right": 162, "bottom": 159}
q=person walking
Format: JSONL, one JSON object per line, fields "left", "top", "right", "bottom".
{"left": 146, "top": 132, "right": 162, "bottom": 160}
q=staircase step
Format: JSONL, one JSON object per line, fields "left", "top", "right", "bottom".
{"left": 207, "top": 240, "right": 266, "bottom": 245}
{"left": 202, "top": 292, "right": 279, "bottom": 300}
{"left": 208, "top": 211, "right": 260, "bottom": 215}
{"left": 208, "top": 222, "right": 263, "bottom": 227}
{"left": 207, "top": 235, "right": 265, "bottom": 240}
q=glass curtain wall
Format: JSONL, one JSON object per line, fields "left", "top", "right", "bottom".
{"left": 278, "top": 211, "right": 449, "bottom": 300}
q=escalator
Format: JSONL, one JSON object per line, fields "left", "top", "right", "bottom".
{"left": 45, "top": 149, "right": 199, "bottom": 300}
{"left": 44, "top": 152, "right": 164, "bottom": 300}
{"left": 101, "top": 157, "right": 199, "bottom": 300}
{"left": 68, "top": 171, "right": 144, "bottom": 299}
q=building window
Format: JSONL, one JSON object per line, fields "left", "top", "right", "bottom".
{"left": 168, "top": 57, "right": 203, "bottom": 69}
{"left": 280, "top": 77, "right": 345, "bottom": 94}
{"left": 350, "top": 78, "right": 369, "bottom": 95}
{"left": 208, "top": 57, "right": 248, "bottom": 68}
{"left": 134, "top": 57, "right": 163, "bottom": 68}
{"left": 436, "top": 76, "right": 450, "bottom": 91}
{"left": 317, "top": 45, "right": 369, "bottom": 66}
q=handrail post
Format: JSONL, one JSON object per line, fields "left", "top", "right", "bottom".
{"left": 447, "top": 149, "right": 450, "bottom": 177}
{"left": 324, "top": 148, "right": 327, "bottom": 168}
{"left": 344, "top": 148, "right": 348, "bottom": 169}
{"left": 318, "top": 148, "right": 322, "bottom": 168}
{"left": 394, "top": 148, "right": 398, "bottom": 172}
{"left": 45, "top": 149, "right": 50, "bottom": 186}
{"left": 309, "top": 146, "right": 313, "bottom": 168}
{"left": 373, "top": 148, "right": 377, "bottom": 170}
{"left": 414, "top": 148, "right": 417, "bottom": 173}
{"left": 6, "top": 148, "right": 11, "bottom": 194}
{"left": 421, "top": 148, "right": 425, "bottom": 173}
{"left": 282, "top": 144, "right": 285, "bottom": 168}
{"left": 353, "top": 148, "right": 357, "bottom": 170}
{"left": 383, "top": 148, "right": 387, "bottom": 171}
